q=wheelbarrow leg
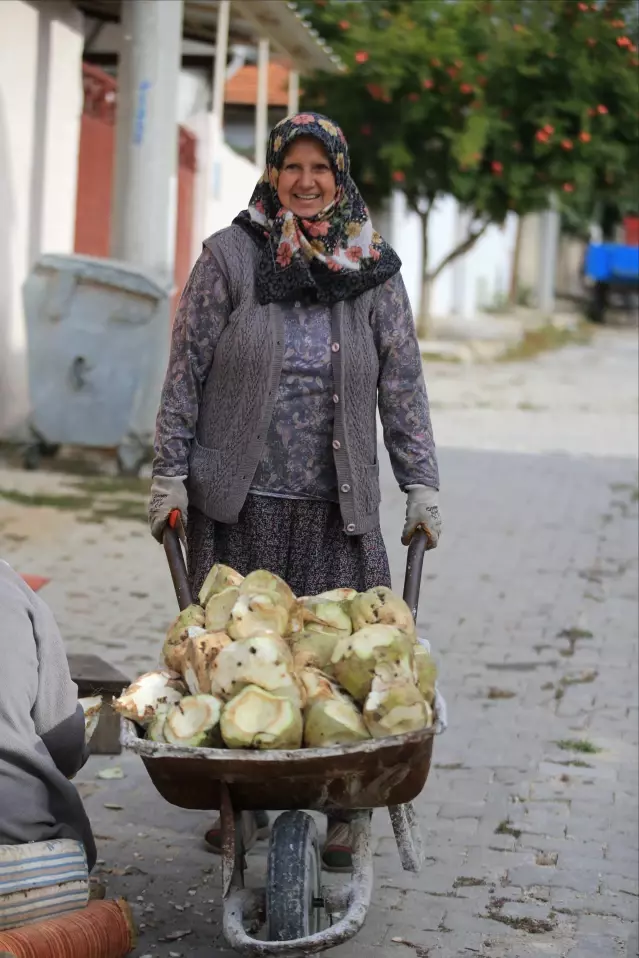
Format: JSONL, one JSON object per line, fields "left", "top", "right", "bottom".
{"left": 388, "top": 802, "right": 424, "bottom": 873}
{"left": 220, "top": 782, "right": 246, "bottom": 899}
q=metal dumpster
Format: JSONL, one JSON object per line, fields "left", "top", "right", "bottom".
{"left": 23, "top": 254, "right": 170, "bottom": 473}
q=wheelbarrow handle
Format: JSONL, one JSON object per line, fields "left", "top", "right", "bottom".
{"left": 163, "top": 509, "right": 194, "bottom": 610}
{"left": 402, "top": 528, "right": 429, "bottom": 622}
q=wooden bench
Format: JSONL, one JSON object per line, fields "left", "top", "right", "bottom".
{"left": 67, "top": 653, "right": 130, "bottom": 755}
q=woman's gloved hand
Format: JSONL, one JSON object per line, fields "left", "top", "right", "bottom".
{"left": 402, "top": 484, "right": 442, "bottom": 549}
{"left": 148, "top": 475, "right": 188, "bottom": 542}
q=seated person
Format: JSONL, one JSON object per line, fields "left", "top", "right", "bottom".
{"left": 0, "top": 560, "right": 96, "bottom": 928}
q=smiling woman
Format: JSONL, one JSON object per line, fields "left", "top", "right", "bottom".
{"left": 277, "top": 137, "right": 337, "bottom": 218}
{"left": 147, "top": 111, "right": 442, "bottom": 870}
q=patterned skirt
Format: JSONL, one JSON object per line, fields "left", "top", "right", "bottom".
{"left": 187, "top": 494, "right": 391, "bottom": 599}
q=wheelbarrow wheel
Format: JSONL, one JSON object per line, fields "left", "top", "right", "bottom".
{"left": 266, "top": 810, "right": 322, "bottom": 941}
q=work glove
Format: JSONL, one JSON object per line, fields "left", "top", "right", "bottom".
{"left": 402, "top": 484, "right": 442, "bottom": 549}
{"left": 148, "top": 475, "right": 188, "bottom": 542}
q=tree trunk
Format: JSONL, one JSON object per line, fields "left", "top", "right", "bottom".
{"left": 416, "top": 210, "right": 431, "bottom": 339}
{"left": 508, "top": 215, "right": 524, "bottom": 306}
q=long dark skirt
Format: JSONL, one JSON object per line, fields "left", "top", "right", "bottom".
{"left": 187, "top": 494, "right": 391, "bottom": 599}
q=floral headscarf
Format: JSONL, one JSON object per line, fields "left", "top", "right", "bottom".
{"left": 233, "top": 112, "right": 401, "bottom": 306}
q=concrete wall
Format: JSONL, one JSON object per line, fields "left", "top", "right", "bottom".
{"left": 387, "top": 190, "right": 519, "bottom": 327}
{"left": 0, "top": 0, "right": 84, "bottom": 439}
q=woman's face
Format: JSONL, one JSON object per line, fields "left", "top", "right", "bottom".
{"left": 277, "top": 137, "right": 337, "bottom": 218}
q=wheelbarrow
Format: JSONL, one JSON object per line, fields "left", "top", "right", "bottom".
{"left": 122, "top": 518, "right": 437, "bottom": 956}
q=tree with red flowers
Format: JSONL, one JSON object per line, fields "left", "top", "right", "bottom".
{"left": 301, "top": 0, "right": 639, "bottom": 333}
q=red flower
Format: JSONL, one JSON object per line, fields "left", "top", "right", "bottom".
{"left": 305, "top": 220, "right": 330, "bottom": 237}
{"left": 562, "top": 183, "right": 574, "bottom": 193}
{"left": 361, "top": 124, "right": 372, "bottom": 136}
{"left": 345, "top": 246, "right": 363, "bottom": 263}
{"left": 276, "top": 243, "right": 293, "bottom": 267}
{"left": 561, "top": 139, "right": 573, "bottom": 150}
{"left": 491, "top": 160, "right": 503, "bottom": 174}
{"left": 338, "top": 20, "right": 351, "bottom": 30}
{"left": 617, "top": 36, "right": 631, "bottom": 48}
{"left": 422, "top": 79, "right": 434, "bottom": 90}
{"left": 543, "top": 124, "right": 554, "bottom": 134}
{"left": 408, "top": 92, "right": 420, "bottom": 102}
{"left": 355, "top": 51, "right": 369, "bottom": 63}
{"left": 392, "top": 170, "right": 406, "bottom": 183}
{"left": 578, "top": 1, "right": 588, "bottom": 9}
{"left": 460, "top": 83, "right": 474, "bottom": 94}
{"left": 597, "top": 104, "right": 608, "bottom": 114}
{"left": 366, "top": 83, "right": 384, "bottom": 100}
{"left": 536, "top": 130, "right": 549, "bottom": 143}
{"left": 447, "top": 67, "right": 459, "bottom": 78}
{"left": 430, "top": 58, "right": 441, "bottom": 68}
{"left": 579, "top": 131, "right": 591, "bottom": 143}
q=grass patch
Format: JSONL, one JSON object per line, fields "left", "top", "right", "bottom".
{"left": 487, "top": 687, "right": 517, "bottom": 700}
{"left": 453, "top": 876, "right": 486, "bottom": 889}
{"left": 495, "top": 819, "right": 522, "bottom": 839}
{"left": 71, "top": 476, "right": 150, "bottom": 497}
{"left": 420, "top": 349, "right": 463, "bottom": 364}
{"left": 498, "top": 321, "right": 592, "bottom": 362}
{"left": 0, "top": 488, "right": 93, "bottom": 511}
{"left": 554, "top": 738, "right": 601, "bottom": 754}
{"left": 550, "top": 759, "right": 594, "bottom": 769}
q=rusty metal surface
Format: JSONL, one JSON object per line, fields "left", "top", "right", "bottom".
{"left": 220, "top": 783, "right": 238, "bottom": 899}
{"left": 402, "top": 529, "right": 428, "bottom": 621}
{"left": 388, "top": 803, "right": 424, "bottom": 873}
{"left": 222, "top": 811, "right": 373, "bottom": 956}
{"left": 121, "top": 719, "right": 434, "bottom": 812}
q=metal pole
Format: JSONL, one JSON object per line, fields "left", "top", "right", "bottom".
{"left": 111, "top": 0, "right": 184, "bottom": 289}
{"left": 255, "top": 37, "right": 269, "bottom": 170}
{"left": 287, "top": 67, "right": 299, "bottom": 115}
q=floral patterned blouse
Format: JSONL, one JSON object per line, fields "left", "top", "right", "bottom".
{"left": 250, "top": 299, "right": 339, "bottom": 503}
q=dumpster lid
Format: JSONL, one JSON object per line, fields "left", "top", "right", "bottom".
{"left": 34, "top": 253, "right": 169, "bottom": 299}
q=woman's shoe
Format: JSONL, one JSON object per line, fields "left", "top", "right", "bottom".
{"left": 204, "top": 810, "right": 270, "bottom": 854}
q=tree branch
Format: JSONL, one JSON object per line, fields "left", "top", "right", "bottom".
{"left": 427, "top": 219, "right": 491, "bottom": 282}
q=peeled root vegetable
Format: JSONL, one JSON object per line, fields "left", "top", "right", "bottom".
{"left": 198, "top": 563, "right": 244, "bottom": 607}
{"left": 414, "top": 644, "right": 438, "bottom": 706}
{"left": 163, "top": 605, "right": 206, "bottom": 668}
{"left": 363, "top": 666, "right": 432, "bottom": 739}
{"left": 205, "top": 586, "right": 239, "bottom": 632}
{"left": 113, "top": 670, "right": 186, "bottom": 726}
{"left": 182, "top": 631, "right": 233, "bottom": 695}
{"left": 331, "top": 624, "right": 415, "bottom": 703}
{"left": 299, "top": 668, "right": 370, "bottom": 748}
{"left": 239, "top": 570, "right": 295, "bottom": 610}
{"left": 227, "top": 592, "right": 290, "bottom": 640}
{"left": 210, "top": 635, "right": 304, "bottom": 708}
{"left": 220, "top": 685, "right": 303, "bottom": 750}
{"left": 316, "top": 588, "right": 358, "bottom": 603}
{"left": 163, "top": 694, "right": 224, "bottom": 747}
{"left": 350, "top": 587, "right": 416, "bottom": 638}
{"left": 163, "top": 625, "right": 206, "bottom": 673}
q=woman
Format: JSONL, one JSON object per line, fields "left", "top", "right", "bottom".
{"left": 148, "top": 113, "right": 441, "bottom": 870}
{"left": 0, "top": 560, "right": 96, "bottom": 927}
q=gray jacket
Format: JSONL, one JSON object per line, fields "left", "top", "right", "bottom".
{"left": 153, "top": 225, "right": 438, "bottom": 535}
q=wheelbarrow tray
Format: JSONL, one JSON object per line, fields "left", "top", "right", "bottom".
{"left": 121, "top": 718, "right": 435, "bottom": 812}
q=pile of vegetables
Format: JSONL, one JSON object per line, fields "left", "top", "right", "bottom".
{"left": 113, "top": 566, "right": 438, "bottom": 751}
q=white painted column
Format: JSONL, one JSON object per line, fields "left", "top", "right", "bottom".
{"left": 209, "top": 0, "right": 230, "bottom": 203}
{"left": 538, "top": 197, "right": 560, "bottom": 315}
{"left": 287, "top": 67, "right": 300, "bottom": 115}
{"left": 111, "top": 0, "right": 184, "bottom": 288}
{"left": 255, "top": 37, "right": 269, "bottom": 170}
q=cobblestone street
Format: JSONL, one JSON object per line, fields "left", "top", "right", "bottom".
{"left": 1, "top": 328, "right": 637, "bottom": 957}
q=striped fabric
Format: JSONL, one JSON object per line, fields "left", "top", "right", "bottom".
{"left": 0, "top": 840, "right": 89, "bottom": 930}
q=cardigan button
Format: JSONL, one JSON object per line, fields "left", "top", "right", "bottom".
{"left": 331, "top": 342, "right": 340, "bottom": 353}
{"left": 332, "top": 440, "right": 341, "bottom": 450}
{"left": 341, "top": 483, "right": 351, "bottom": 494}
{"left": 346, "top": 523, "right": 356, "bottom": 533}
{"left": 332, "top": 394, "right": 339, "bottom": 404}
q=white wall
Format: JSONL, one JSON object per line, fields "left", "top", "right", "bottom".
{"left": 0, "top": 0, "right": 84, "bottom": 439}
{"left": 387, "top": 190, "right": 519, "bottom": 328}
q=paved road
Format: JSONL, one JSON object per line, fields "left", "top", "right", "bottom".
{"left": 0, "top": 328, "right": 637, "bottom": 957}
